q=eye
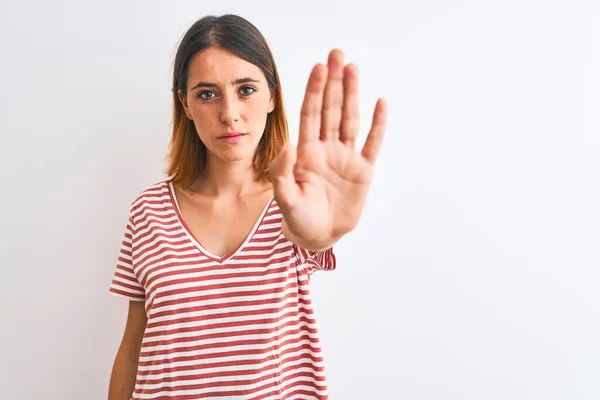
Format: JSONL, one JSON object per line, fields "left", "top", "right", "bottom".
{"left": 197, "top": 90, "right": 215, "bottom": 100}
{"left": 240, "top": 86, "right": 256, "bottom": 96}
{"left": 196, "top": 86, "right": 256, "bottom": 101}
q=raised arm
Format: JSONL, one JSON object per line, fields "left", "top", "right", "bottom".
{"left": 270, "top": 49, "right": 387, "bottom": 251}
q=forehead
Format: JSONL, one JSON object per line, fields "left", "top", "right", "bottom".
{"left": 187, "top": 46, "right": 266, "bottom": 85}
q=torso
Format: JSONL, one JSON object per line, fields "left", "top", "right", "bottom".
{"left": 109, "top": 180, "right": 336, "bottom": 399}
{"left": 172, "top": 183, "right": 274, "bottom": 259}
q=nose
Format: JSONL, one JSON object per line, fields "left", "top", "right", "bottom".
{"left": 219, "top": 94, "right": 240, "bottom": 125}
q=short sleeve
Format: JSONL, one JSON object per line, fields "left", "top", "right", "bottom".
{"left": 109, "top": 216, "right": 146, "bottom": 302}
{"left": 293, "top": 244, "right": 337, "bottom": 277}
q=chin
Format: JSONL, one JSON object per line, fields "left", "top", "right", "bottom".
{"left": 220, "top": 148, "right": 257, "bottom": 163}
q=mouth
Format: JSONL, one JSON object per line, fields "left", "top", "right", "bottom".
{"left": 219, "top": 132, "right": 246, "bottom": 139}
{"left": 218, "top": 132, "right": 247, "bottom": 143}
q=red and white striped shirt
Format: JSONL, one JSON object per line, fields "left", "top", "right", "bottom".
{"left": 109, "top": 181, "right": 336, "bottom": 399}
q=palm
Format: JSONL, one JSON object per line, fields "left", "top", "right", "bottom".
{"left": 270, "top": 49, "right": 387, "bottom": 245}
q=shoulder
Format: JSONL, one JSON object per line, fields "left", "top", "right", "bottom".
{"left": 127, "top": 180, "right": 173, "bottom": 223}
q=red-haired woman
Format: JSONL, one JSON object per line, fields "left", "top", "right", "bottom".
{"left": 108, "top": 13, "right": 386, "bottom": 400}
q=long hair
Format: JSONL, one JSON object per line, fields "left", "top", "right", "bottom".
{"left": 166, "top": 14, "right": 288, "bottom": 189}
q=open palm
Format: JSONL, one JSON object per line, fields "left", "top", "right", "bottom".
{"left": 269, "top": 49, "right": 387, "bottom": 248}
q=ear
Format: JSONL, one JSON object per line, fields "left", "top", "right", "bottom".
{"left": 177, "top": 90, "right": 193, "bottom": 120}
{"left": 268, "top": 88, "right": 276, "bottom": 113}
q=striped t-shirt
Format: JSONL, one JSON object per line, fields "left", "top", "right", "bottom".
{"left": 109, "top": 181, "right": 336, "bottom": 399}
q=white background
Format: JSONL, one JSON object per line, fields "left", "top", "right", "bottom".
{"left": 1, "top": 0, "right": 598, "bottom": 399}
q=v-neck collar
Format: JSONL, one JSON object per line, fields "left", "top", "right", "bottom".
{"left": 167, "top": 181, "right": 275, "bottom": 264}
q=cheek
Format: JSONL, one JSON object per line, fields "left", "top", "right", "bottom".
{"left": 249, "top": 97, "right": 272, "bottom": 121}
{"left": 189, "top": 102, "right": 209, "bottom": 118}
{"left": 190, "top": 103, "right": 217, "bottom": 122}
{"left": 189, "top": 107, "right": 219, "bottom": 139}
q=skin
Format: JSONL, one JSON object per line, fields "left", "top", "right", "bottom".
{"left": 108, "top": 45, "right": 387, "bottom": 399}
{"left": 270, "top": 49, "right": 388, "bottom": 250}
{"left": 175, "top": 45, "right": 387, "bottom": 252}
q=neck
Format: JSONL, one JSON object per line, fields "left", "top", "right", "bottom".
{"left": 190, "top": 154, "right": 271, "bottom": 198}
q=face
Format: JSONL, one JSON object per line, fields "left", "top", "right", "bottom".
{"left": 178, "top": 46, "right": 276, "bottom": 164}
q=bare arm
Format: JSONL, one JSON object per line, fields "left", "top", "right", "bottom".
{"left": 108, "top": 300, "right": 147, "bottom": 400}
{"left": 281, "top": 218, "right": 341, "bottom": 251}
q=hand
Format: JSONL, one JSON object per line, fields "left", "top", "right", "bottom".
{"left": 269, "top": 48, "right": 387, "bottom": 250}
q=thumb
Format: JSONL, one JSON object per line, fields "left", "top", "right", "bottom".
{"left": 269, "top": 141, "right": 299, "bottom": 211}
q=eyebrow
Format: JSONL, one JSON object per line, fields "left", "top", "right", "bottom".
{"left": 189, "top": 77, "right": 261, "bottom": 91}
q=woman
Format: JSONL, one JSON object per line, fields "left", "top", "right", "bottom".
{"left": 108, "top": 14, "right": 386, "bottom": 400}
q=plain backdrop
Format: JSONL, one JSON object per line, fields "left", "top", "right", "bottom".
{"left": 1, "top": 0, "right": 598, "bottom": 399}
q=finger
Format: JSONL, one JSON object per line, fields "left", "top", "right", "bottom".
{"left": 298, "top": 64, "right": 328, "bottom": 149}
{"left": 340, "top": 63, "right": 360, "bottom": 147}
{"left": 361, "top": 98, "right": 387, "bottom": 163}
{"left": 320, "top": 49, "right": 345, "bottom": 141}
{"left": 269, "top": 142, "right": 300, "bottom": 211}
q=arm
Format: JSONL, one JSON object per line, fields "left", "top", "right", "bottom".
{"left": 108, "top": 301, "right": 147, "bottom": 400}
{"left": 281, "top": 218, "right": 341, "bottom": 252}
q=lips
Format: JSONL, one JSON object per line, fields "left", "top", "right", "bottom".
{"left": 218, "top": 132, "right": 247, "bottom": 144}
{"left": 219, "top": 132, "right": 246, "bottom": 138}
